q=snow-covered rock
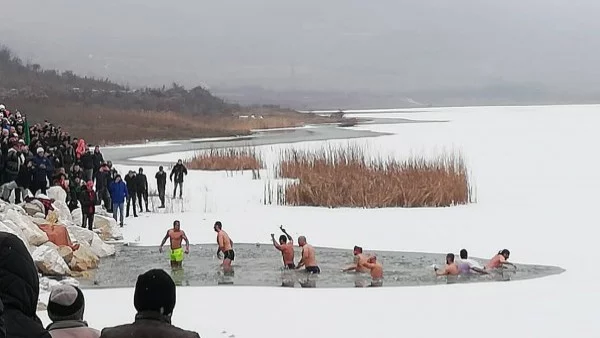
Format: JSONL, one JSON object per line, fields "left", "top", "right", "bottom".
{"left": 23, "top": 201, "right": 44, "bottom": 216}
{"left": 57, "top": 245, "right": 74, "bottom": 263}
{"left": 94, "top": 214, "right": 123, "bottom": 240}
{"left": 71, "top": 208, "right": 83, "bottom": 226}
{"left": 70, "top": 241, "right": 99, "bottom": 271}
{"left": 33, "top": 212, "right": 46, "bottom": 219}
{"left": 0, "top": 220, "right": 30, "bottom": 251}
{"left": 52, "top": 200, "right": 73, "bottom": 223}
{"left": 32, "top": 245, "right": 71, "bottom": 276}
{"left": 66, "top": 225, "right": 94, "bottom": 245}
{"left": 90, "top": 232, "right": 116, "bottom": 257}
{"left": 5, "top": 209, "right": 48, "bottom": 246}
{"left": 47, "top": 186, "right": 67, "bottom": 203}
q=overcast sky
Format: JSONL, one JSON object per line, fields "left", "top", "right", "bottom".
{"left": 2, "top": 0, "right": 599, "bottom": 93}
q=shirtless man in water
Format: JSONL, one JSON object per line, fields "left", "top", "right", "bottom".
{"left": 343, "top": 246, "right": 370, "bottom": 273}
{"left": 159, "top": 220, "right": 190, "bottom": 268}
{"left": 435, "top": 253, "right": 459, "bottom": 276}
{"left": 362, "top": 255, "right": 384, "bottom": 287}
{"left": 214, "top": 221, "right": 234, "bottom": 271}
{"left": 296, "top": 236, "right": 320, "bottom": 274}
{"left": 486, "top": 249, "right": 516, "bottom": 270}
{"left": 271, "top": 225, "right": 295, "bottom": 269}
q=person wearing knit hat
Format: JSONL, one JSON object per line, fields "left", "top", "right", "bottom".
{"left": 100, "top": 269, "right": 200, "bottom": 338}
{"left": 46, "top": 285, "right": 100, "bottom": 338}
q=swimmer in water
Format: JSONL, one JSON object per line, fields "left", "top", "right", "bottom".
{"left": 362, "top": 255, "right": 384, "bottom": 287}
{"left": 434, "top": 253, "right": 459, "bottom": 276}
{"left": 214, "top": 221, "right": 234, "bottom": 272}
{"left": 342, "top": 246, "right": 370, "bottom": 273}
{"left": 158, "top": 220, "right": 190, "bottom": 268}
{"left": 271, "top": 225, "right": 295, "bottom": 269}
{"left": 296, "top": 236, "right": 320, "bottom": 274}
{"left": 485, "top": 249, "right": 515, "bottom": 270}
{"left": 457, "top": 249, "right": 487, "bottom": 275}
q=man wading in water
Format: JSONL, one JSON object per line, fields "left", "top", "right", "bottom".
{"left": 214, "top": 221, "right": 234, "bottom": 273}
{"left": 159, "top": 220, "right": 190, "bottom": 269}
{"left": 296, "top": 236, "right": 320, "bottom": 274}
{"left": 271, "top": 225, "right": 295, "bottom": 269}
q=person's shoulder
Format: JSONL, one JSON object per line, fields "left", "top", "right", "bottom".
{"left": 100, "top": 323, "right": 133, "bottom": 337}
{"left": 171, "top": 325, "right": 201, "bottom": 338}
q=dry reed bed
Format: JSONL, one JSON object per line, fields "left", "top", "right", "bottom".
{"left": 276, "top": 146, "right": 474, "bottom": 208}
{"left": 185, "top": 147, "right": 263, "bottom": 171}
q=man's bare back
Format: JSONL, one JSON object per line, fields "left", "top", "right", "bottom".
{"left": 355, "top": 254, "right": 370, "bottom": 273}
{"left": 302, "top": 244, "right": 317, "bottom": 267}
{"left": 217, "top": 230, "right": 232, "bottom": 252}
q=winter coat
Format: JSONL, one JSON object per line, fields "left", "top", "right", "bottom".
{"left": 79, "top": 188, "right": 96, "bottom": 215}
{"left": 16, "top": 163, "right": 32, "bottom": 189}
{"left": 170, "top": 164, "right": 188, "bottom": 183}
{"left": 69, "top": 181, "right": 83, "bottom": 205}
{"left": 100, "top": 312, "right": 200, "bottom": 338}
{"left": 60, "top": 145, "right": 76, "bottom": 168}
{"left": 0, "top": 232, "right": 52, "bottom": 338}
{"left": 135, "top": 173, "right": 148, "bottom": 192}
{"left": 4, "top": 148, "right": 22, "bottom": 182}
{"left": 93, "top": 151, "right": 104, "bottom": 172}
{"left": 80, "top": 152, "right": 94, "bottom": 170}
{"left": 125, "top": 174, "right": 137, "bottom": 193}
{"left": 95, "top": 171, "right": 109, "bottom": 191}
{"left": 155, "top": 171, "right": 167, "bottom": 188}
{"left": 109, "top": 180, "right": 128, "bottom": 204}
{"left": 32, "top": 155, "right": 54, "bottom": 184}
{"left": 47, "top": 320, "right": 100, "bottom": 338}
{"left": 71, "top": 168, "right": 84, "bottom": 181}
{"left": 75, "top": 140, "right": 86, "bottom": 160}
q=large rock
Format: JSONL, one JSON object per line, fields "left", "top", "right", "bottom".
{"left": 90, "top": 233, "right": 116, "bottom": 257}
{"left": 47, "top": 186, "right": 68, "bottom": 203}
{"left": 32, "top": 245, "right": 71, "bottom": 276}
{"left": 71, "top": 208, "right": 83, "bottom": 226}
{"left": 66, "top": 225, "right": 94, "bottom": 245}
{"left": 51, "top": 200, "right": 73, "bottom": 223}
{"left": 5, "top": 209, "right": 48, "bottom": 246}
{"left": 0, "top": 220, "right": 30, "bottom": 251}
{"left": 70, "top": 241, "right": 99, "bottom": 271}
{"left": 57, "top": 246, "right": 74, "bottom": 264}
{"left": 23, "top": 201, "right": 44, "bottom": 217}
{"left": 94, "top": 214, "right": 123, "bottom": 241}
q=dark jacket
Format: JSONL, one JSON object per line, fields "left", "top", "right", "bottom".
{"left": 169, "top": 164, "right": 188, "bottom": 183}
{"left": 80, "top": 152, "right": 94, "bottom": 171}
{"left": 1, "top": 298, "right": 5, "bottom": 338}
{"left": 4, "top": 148, "right": 22, "bottom": 182}
{"left": 100, "top": 312, "right": 200, "bottom": 338}
{"left": 124, "top": 174, "right": 137, "bottom": 193}
{"left": 69, "top": 181, "right": 83, "bottom": 206}
{"left": 135, "top": 173, "right": 148, "bottom": 193}
{"left": 16, "top": 162, "right": 32, "bottom": 189}
{"left": 60, "top": 145, "right": 76, "bottom": 168}
{"left": 32, "top": 154, "right": 54, "bottom": 184}
{"left": 79, "top": 188, "right": 96, "bottom": 215}
{"left": 109, "top": 180, "right": 128, "bottom": 204}
{"left": 95, "top": 171, "right": 109, "bottom": 191}
{"left": 71, "top": 168, "right": 84, "bottom": 181}
{"left": 155, "top": 171, "right": 167, "bottom": 188}
{"left": 0, "top": 232, "right": 52, "bottom": 338}
{"left": 93, "top": 151, "right": 104, "bottom": 172}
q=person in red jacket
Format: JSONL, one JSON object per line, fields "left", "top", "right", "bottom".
{"left": 79, "top": 181, "right": 97, "bottom": 231}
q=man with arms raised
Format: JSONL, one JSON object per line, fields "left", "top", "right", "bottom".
{"left": 214, "top": 221, "right": 234, "bottom": 272}
{"left": 271, "top": 225, "right": 295, "bottom": 269}
{"left": 342, "top": 246, "right": 370, "bottom": 273}
{"left": 159, "top": 220, "right": 190, "bottom": 269}
{"left": 296, "top": 236, "right": 320, "bottom": 274}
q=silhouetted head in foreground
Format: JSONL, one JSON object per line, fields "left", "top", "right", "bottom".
{"left": 460, "top": 249, "right": 468, "bottom": 259}
{"left": 134, "top": 269, "right": 176, "bottom": 319}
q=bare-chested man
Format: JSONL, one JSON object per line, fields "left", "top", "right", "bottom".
{"left": 342, "top": 246, "right": 370, "bottom": 273}
{"left": 435, "top": 253, "right": 459, "bottom": 276}
{"left": 296, "top": 236, "right": 320, "bottom": 274}
{"left": 362, "top": 255, "right": 384, "bottom": 287}
{"left": 214, "top": 221, "right": 234, "bottom": 271}
{"left": 159, "top": 220, "right": 190, "bottom": 268}
{"left": 271, "top": 225, "right": 295, "bottom": 269}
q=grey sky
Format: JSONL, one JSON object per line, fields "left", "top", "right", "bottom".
{"left": 2, "top": 0, "right": 600, "bottom": 93}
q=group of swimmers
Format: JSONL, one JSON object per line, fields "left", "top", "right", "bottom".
{"left": 157, "top": 220, "right": 515, "bottom": 287}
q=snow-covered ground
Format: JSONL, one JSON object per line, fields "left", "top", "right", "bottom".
{"left": 39, "top": 105, "right": 600, "bottom": 337}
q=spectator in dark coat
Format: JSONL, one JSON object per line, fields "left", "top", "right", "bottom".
{"left": 155, "top": 166, "right": 167, "bottom": 209}
{"left": 135, "top": 168, "right": 149, "bottom": 213}
{"left": 17, "top": 159, "right": 32, "bottom": 201}
{"left": 59, "top": 139, "right": 76, "bottom": 173}
{"left": 79, "top": 181, "right": 96, "bottom": 231}
{"left": 109, "top": 174, "right": 127, "bottom": 227}
{"left": 0, "top": 232, "right": 52, "bottom": 338}
{"left": 169, "top": 159, "right": 188, "bottom": 199}
{"left": 99, "top": 269, "right": 200, "bottom": 338}
{"left": 92, "top": 146, "right": 104, "bottom": 179}
{"left": 1, "top": 141, "right": 23, "bottom": 202}
{"left": 124, "top": 171, "right": 138, "bottom": 218}
{"left": 71, "top": 164, "right": 84, "bottom": 181}
{"left": 95, "top": 164, "right": 112, "bottom": 212}
{"left": 32, "top": 147, "right": 53, "bottom": 196}
{"left": 80, "top": 148, "right": 94, "bottom": 182}
{"left": 68, "top": 177, "right": 83, "bottom": 212}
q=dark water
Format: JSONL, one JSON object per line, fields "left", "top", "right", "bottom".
{"left": 76, "top": 244, "right": 565, "bottom": 289}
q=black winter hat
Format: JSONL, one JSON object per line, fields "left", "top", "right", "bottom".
{"left": 134, "top": 269, "right": 176, "bottom": 315}
{"left": 47, "top": 284, "right": 85, "bottom": 321}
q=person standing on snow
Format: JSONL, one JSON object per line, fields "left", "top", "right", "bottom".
{"left": 109, "top": 174, "right": 128, "bottom": 227}
{"left": 155, "top": 166, "right": 167, "bottom": 208}
{"left": 124, "top": 171, "right": 138, "bottom": 218}
{"left": 136, "top": 168, "right": 149, "bottom": 213}
{"left": 79, "top": 181, "right": 97, "bottom": 231}
{"left": 80, "top": 147, "right": 94, "bottom": 182}
{"left": 169, "top": 159, "right": 187, "bottom": 199}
